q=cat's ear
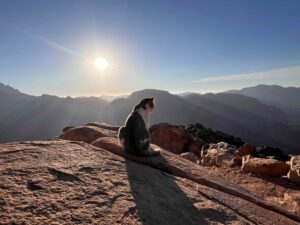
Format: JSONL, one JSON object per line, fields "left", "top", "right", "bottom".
{"left": 150, "top": 97, "right": 156, "bottom": 102}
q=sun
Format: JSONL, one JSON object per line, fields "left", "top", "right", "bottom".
{"left": 94, "top": 57, "right": 108, "bottom": 71}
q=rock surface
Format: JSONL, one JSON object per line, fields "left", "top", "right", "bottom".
{"left": 180, "top": 152, "right": 199, "bottom": 163}
{"left": 0, "top": 140, "right": 269, "bottom": 225}
{"left": 2, "top": 122, "right": 299, "bottom": 224}
{"left": 288, "top": 155, "right": 300, "bottom": 183}
{"left": 59, "top": 125, "right": 117, "bottom": 143}
{"left": 241, "top": 155, "right": 290, "bottom": 177}
{"left": 85, "top": 122, "right": 120, "bottom": 131}
{"left": 201, "top": 142, "right": 237, "bottom": 167}
{"left": 150, "top": 123, "right": 203, "bottom": 155}
{"left": 88, "top": 136, "right": 300, "bottom": 224}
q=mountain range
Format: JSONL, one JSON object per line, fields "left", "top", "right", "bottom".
{"left": 0, "top": 82, "right": 299, "bottom": 154}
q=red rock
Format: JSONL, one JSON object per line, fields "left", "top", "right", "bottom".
{"left": 230, "top": 157, "right": 243, "bottom": 167}
{"left": 150, "top": 123, "right": 204, "bottom": 154}
{"left": 59, "top": 125, "right": 117, "bottom": 143}
{"left": 92, "top": 137, "right": 124, "bottom": 155}
{"left": 85, "top": 122, "right": 119, "bottom": 131}
{"left": 236, "top": 143, "right": 255, "bottom": 157}
{"left": 150, "top": 123, "right": 188, "bottom": 154}
{"left": 241, "top": 155, "right": 290, "bottom": 177}
{"left": 188, "top": 139, "right": 205, "bottom": 156}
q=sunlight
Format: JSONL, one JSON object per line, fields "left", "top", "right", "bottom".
{"left": 94, "top": 57, "right": 108, "bottom": 71}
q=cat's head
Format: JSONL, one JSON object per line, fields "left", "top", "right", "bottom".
{"left": 134, "top": 97, "right": 155, "bottom": 112}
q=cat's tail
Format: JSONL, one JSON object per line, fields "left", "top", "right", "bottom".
{"left": 141, "top": 148, "right": 161, "bottom": 157}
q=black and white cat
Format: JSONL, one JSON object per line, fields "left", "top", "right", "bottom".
{"left": 118, "top": 97, "right": 160, "bottom": 156}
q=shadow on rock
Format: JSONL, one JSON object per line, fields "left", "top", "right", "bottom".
{"left": 125, "top": 155, "right": 222, "bottom": 225}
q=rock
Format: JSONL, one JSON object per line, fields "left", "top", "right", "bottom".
{"left": 287, "top": 155, "right": 300, "bottom": 183}
{"left": 236, "top": 143, "right": 255, "bottom": 157}
{"left": 208, "top": 142, "right": 237, "bottom": 155}
{"left": 92, "top": 137, "right": 122, "bottom": 154}
{"left": 85, "top": 122, "right": 119, "bottom": 131}
{"left": 201, "top": 152, "right": 215, "bottom": 166}
{"left": 180, "top": 152, "right": 199, "bottom": 163}
{"left": 187, "top": 138, "right": 205, "bottom": 156}
{"left": 215, "top": 153, "right": 236, "bottom": 167}
{"left": 150, "top": 123, "right": 204, "bottom": 154}
{"left": 90, "top": 137, "right": 300, "bottom": 224}
{"left": 251, "top": 145, "right": 291, "bottom": 162}
{"left": 59, "top": 125, "right": 117, "bottom": 143}
{"left": 186, "top": 123, "right": 244, "bottom": 147}
{"left": 231, "top": 157, "right": 243, "bottom": 167}
{"left": 62, "top": 126, "right": 75, "bottom": 133}
{"left": 241, "top": 155, "right": 290, "bottom": 177}
{"left": 284, "top": 192, "right": 300, "bottom": 213}
{"left": 201, "top": 142, "right": 237, "bottom": 167}
{"left": 1, "top": 139, "right": 299, "bottom": 224}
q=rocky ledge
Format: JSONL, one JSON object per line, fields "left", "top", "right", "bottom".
{"left": 0, "top": 122, "right": 300, "bottom": 225}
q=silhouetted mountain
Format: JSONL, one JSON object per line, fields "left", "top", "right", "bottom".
{"left": 183, "top": 93, "right": 300, "bottom": 153}
{"left": 0, "top": 82, "right": 299, "bottom": 153}
{"left": 226, "top": 84, "right": 300, "bottom": 122}
{"left": 0, "top": 83, "right": 108, "bottom": 142}
{"left": 100, "top": 94, "right": 128, "bottom": 102}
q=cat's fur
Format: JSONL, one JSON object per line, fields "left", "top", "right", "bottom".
{"left": 118, "top": 97, "right": 160, "bottom": 156}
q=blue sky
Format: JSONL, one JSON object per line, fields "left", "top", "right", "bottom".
{"left": 0, "top": 0, "right": 300, "bottom": 96}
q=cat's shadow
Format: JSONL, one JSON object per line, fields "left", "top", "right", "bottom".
{"left": 125, "top": 155, "right": 213, "bottom": 225}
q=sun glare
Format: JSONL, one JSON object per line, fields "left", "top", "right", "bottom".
{"left": 94, "top": 57, "right": 108, "bottom": 71}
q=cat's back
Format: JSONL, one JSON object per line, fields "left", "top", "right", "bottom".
{"left": 124, "top": 111, "right": 139, "bottom": 127}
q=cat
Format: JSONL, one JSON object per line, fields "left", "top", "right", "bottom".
{"left": 118, "top": 97, "right": 160, "bottom": 156}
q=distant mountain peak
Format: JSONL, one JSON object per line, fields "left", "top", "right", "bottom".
{"left": 0, "top": 82, "right": 22, "bottom": 95}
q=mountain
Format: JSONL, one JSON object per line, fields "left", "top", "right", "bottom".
{"left": 0, "top": 83, "right": 108, "bottom": 142}
{"left": 0, "top": 82, "right": 299, "bottom": 153}
{"left": 100, "top": 94, "right": 128, "bottom": 102}
{"left": 226, "top": 84, "right": 300, "bottom": 122}
{"left": 182, "top": 93, "right": 300, "bottom": 153}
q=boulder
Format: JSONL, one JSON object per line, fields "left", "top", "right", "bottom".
{"left": 201, "top": 147, "right": 235, "bottom": 167}
{"left": 186, "top": 123, "right": 244, "bottom": 147}
{"left": 200, "top": 142, "right": 238, "bottom": 167}
{"left": 187, "top": 138, "right": 205, "bottom": 156}
{"left": 287, "top": 155, "right": 300, "bottom": 183}
{"left": 59, "top": 125, "right": 117, "bottom": 143}
{"left": 150, "top": 123, "right": 204, "bottom": 154}
{"left": 92, "top": 137, "right": 122, "bottom": 154}
{"left": 241, "top": 155, "right": 290, "bottom": 177}
{"left": 180, "top": 152, "right": 199, "bottom": 163}
{"left": 236, "top": 143, "right": 255, "bottom": 157}
{"left": 85, "top": 122, "right": 119, "bottom": 131}
{"left": 231, "top": 157, "right": 243, "bottom": 167}
{"left": 62, "top": 126, "right": 75, "bottom": 133}
{"left": 208, "top": 142, "right": 237, "bottom": 155}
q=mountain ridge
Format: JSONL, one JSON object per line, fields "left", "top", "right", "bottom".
{"left": 0, "top": 82, "right": 299, "bottom": 153}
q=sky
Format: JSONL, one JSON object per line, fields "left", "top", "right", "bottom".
{"left": 0, "top": 0, "right": 300, "bottom": 97}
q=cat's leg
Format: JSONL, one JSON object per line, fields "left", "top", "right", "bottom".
{"left": 138, "top": 139, "right": 160, "bottom": 157}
